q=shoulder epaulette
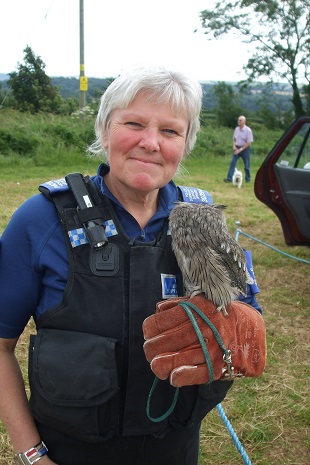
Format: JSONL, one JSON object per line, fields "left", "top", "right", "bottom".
{"left": 39, "top": 178, "right": 69, "bottom": 196}
{"left": 178, "top": 186, "right": 213, "bottom": 204}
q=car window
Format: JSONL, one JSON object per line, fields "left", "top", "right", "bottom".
{"left": 277, "top": 122, "right": 310, "bottom": 169}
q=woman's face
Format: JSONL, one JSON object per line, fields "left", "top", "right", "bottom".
{"left": 102, "top": 92, "right": 189, "bottom": 195}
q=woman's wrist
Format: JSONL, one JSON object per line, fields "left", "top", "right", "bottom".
{"left": 14, "top": 440, "right": 48, "bottom": 464}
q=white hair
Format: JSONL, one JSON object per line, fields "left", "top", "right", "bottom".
{"left": 87, "top": 65, "right": 202, "bottom": 160}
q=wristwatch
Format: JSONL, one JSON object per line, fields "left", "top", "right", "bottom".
{"left": 14, "top": 441, "right": 48, "bottom": 464}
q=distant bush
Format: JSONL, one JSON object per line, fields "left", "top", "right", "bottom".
{"left": 0, "top": 128, "right": 39, "bottom": 155}
{"left": 0, "top": 110, "right": 96, "bottom": 164}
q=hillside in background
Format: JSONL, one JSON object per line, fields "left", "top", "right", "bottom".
{"left": 0, "top": 73, "right": 295, "bottom": 113}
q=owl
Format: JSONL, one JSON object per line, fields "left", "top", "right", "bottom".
{"left": 169, "top": 202, "right": 253, "bottom": 316}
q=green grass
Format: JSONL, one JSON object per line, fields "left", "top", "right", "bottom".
{"left": 0, "top": 111, "right": 309, "bottom": 465}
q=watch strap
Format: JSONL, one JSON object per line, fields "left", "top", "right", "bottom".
{"left": 14, "top": 441, "right": 48, "bottom": 465}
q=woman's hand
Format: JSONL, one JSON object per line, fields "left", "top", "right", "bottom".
{"left": 143, "top": 295, "right": 266, "bottom": 387}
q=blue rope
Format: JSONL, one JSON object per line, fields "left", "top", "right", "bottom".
{"left": 235, "top": 226, "right": 310, "bottom": 265}
{"left": 216, "top": 403, "right": 252, "bottom": 465}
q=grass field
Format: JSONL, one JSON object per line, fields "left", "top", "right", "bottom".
{"left": 0, "top": 146, "right": 309, "bottom": 464}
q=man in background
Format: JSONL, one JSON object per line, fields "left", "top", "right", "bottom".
{"left": 224, "top": 115, "right": 253, "bottom": 183}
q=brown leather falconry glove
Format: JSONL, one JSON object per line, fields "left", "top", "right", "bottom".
{"left": 143, "top": 295, "right": 266, "bottom": 388}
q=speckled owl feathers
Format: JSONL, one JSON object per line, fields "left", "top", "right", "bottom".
{"left": 169, "top": 202, "right": 252, "bottom": 315}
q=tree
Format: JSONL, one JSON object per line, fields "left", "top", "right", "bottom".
{"left": 212, "top": 82, "right": 243, "bottom": 127}
{"left": 8, "top": 46, "right": 61, "bottom": 113}
{"left": 253, "top": 82, "right": 292, "bottom": 129}
{"left": 199, "top": 0, "right": 310, "bottom": 118}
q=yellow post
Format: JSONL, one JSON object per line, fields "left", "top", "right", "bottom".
{"left": 79, "top": 0, "right": 86, "bottom": 110}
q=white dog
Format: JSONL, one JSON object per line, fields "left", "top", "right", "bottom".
{"left": 232, "top": 168, "right": 243, "bottom": 188}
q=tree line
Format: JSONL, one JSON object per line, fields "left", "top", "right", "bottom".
{"left": 0, "top": 45, "right": 305, "bottom": 131}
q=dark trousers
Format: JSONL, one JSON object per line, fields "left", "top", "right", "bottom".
{"left": 37, "top": 421, "right": 201, "bottom": 465}
{"left": 227, "top": 147, "right": 251, "bottom": 182}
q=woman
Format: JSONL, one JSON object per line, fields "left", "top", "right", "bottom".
{"left": 0, "top": 66, "right": 261, "bottom": 465}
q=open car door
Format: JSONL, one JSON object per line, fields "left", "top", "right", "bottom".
{"left": 254, "top": 116, "right": 310, "bottom": 246}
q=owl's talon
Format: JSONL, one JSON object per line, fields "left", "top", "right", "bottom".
{"left": 214, "top": 305, "right": 229, "bottom": 317}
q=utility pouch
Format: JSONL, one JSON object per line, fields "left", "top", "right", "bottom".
{"left": 28, "top": 329, "right": 120, "bottom": 442}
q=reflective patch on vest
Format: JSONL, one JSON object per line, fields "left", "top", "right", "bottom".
{"left": 178, "top": 186, "right": 213, "bottom": 204}
{"left": 105, "top": 219, "right": 118, "bottom": 237}
{"left": 68, "top": 228, "right": 88, "bottom": 248}
{"left": 161, "top": 274, "right": 178, "bottom": 299}
{"left": 68, "top": 220, "right": 118, "bottom": 248}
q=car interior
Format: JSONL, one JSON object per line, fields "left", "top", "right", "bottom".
{"left": 274, "top": 121, "right": 310, "bottom": 241}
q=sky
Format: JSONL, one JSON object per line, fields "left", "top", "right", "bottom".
{"left": 1, "top": 0, "right": 253, "bottom": 83}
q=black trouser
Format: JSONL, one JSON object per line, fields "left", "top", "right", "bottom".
{"left": 37, "top": 421, "right": 201, "bottom": 465}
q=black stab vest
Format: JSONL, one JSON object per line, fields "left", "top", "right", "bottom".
{"left": 28, "top": 180, "right": 230, "bottom": 443}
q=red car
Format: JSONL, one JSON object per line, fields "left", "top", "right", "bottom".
{"left": 254, "top": 116, "right": 310, "bottom": 246}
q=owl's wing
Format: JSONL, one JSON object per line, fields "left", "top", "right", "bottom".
{"left": 192, "top": 211, "right": 248, "bottom": 295}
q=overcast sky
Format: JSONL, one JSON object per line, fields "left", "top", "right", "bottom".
{"left": 1, "top": 0, "right": 254, "bottom": 82}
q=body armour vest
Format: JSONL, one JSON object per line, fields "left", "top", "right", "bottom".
{"left": 28, "top": 175, "right": 226, "bottom": 443}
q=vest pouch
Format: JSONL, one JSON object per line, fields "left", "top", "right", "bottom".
{"left": 28, "top": 329, "right": 120, "bottom": 442}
